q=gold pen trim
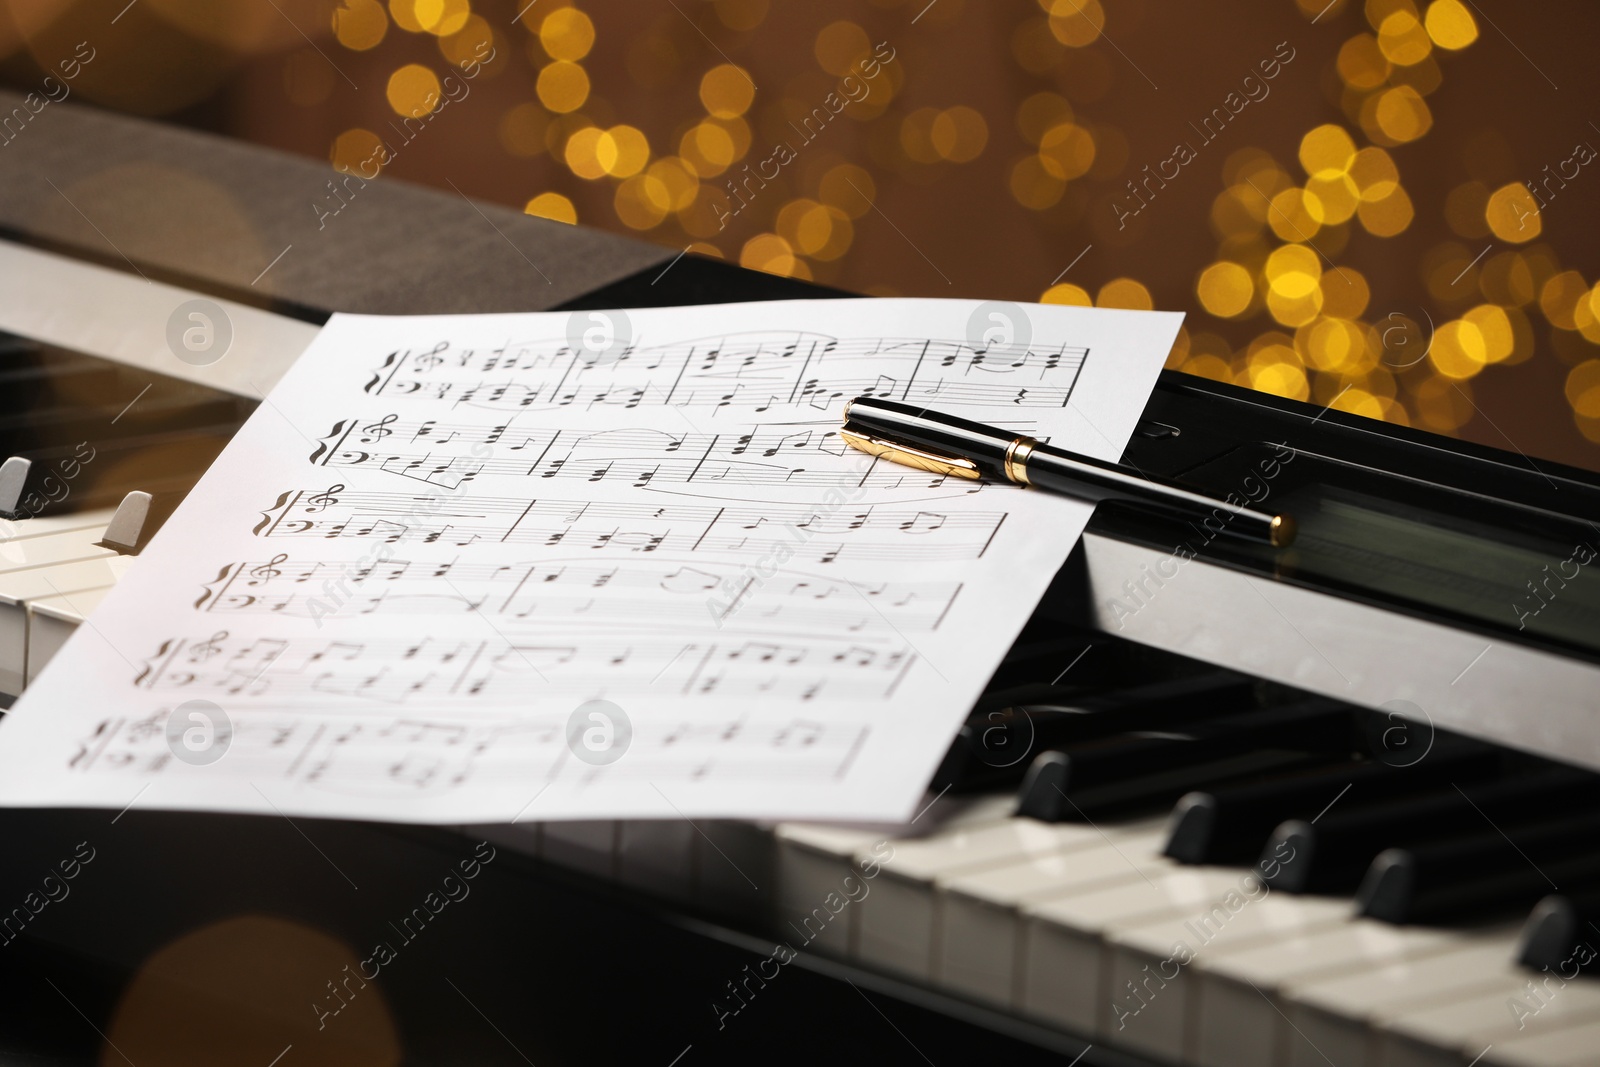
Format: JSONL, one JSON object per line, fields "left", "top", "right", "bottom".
{"left": 1003, "top": 436, "right": 1038, "bottom": 486}
{"left": 839, "top": 428, "right": 983, "bottom": 479}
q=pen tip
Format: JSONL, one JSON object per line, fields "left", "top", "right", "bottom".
{"left": 1270, "top": 514, "right": 1297, "bottom": 548}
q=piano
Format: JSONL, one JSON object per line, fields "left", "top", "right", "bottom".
{"left": 2, "top": 91, "right": 1599, "bottom": 1067}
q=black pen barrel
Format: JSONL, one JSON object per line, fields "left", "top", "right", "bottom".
{"left": 1022, "top": 445, "right": 1287, "bottom": 545}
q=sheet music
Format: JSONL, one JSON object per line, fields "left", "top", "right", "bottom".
{"left": 0, "top": 299, "right": 1180, "bottom": 823}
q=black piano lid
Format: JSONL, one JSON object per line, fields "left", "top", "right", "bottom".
{"left": 1099, "top": 371, "right": 1600, "bottom": 664}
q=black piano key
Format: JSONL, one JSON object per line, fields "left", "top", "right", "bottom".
{"left": 1163, "top": 743, "right": 1503, "bottom": 865}
{"left": 1260, "top": 769, "right": 1600, "bottom": 894}
{"left": 1356, "top": 813, "right": 1600, "bottom": 924}
{"left": 1017, "top": 699, "right": 1353, "bottom": 820}
{"left": 1516, "top": 894, "right": 1600, "bottom": 976}
{"left": 933, "top": 673, "right": 1258, "bottom": 793}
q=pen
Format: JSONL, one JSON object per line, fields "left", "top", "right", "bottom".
{"left": 840, "top": 397, "right": 1296, "bottom": 547}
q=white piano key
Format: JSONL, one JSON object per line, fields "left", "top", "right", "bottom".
{"left": 1192, "top": 921, "right": 1494, "bottom": 1067}
{"left": 774, "top": 821, "right": 885, "bottom": 959}
{"left": 1380, "top": 978, "right": 1600, "bottom": 1067}
{"left": 617, "top": 819, "right": 695, "bottom": 904}
{"left": 937, "top": 818, "right": 1170, "bottom": 1009}
{"left": 1286, "top": 937, "right": 1521, "bottom": 1067}
{"left": 540, "top": 821, "right": 619, "bottom": 879}
{"left": 772, "top": 794, "right": 1011, "bottom": 961}
{"left": 854, "top": 812, "right": 1074, "bottom": 981}
{"left": 1104, "top": 885, "right": 1351, "bottom": 1063}
{"left": 0, "top": 555, "right": 127, "bottom": 695}
{"left": 1482, "top": 1016, "right": 1600, "bottom": 1067}
{"left": 0, "top": 507, "right": 114, "bottom": 543}
{"left": 1019, "top": 867, "right": 1248, "bottom": 1037}
{"left": 0, "top": 524, "right": 116, "bottom": 572}
{"left": 25, "top": 587, "right": 110, "bottom": 685}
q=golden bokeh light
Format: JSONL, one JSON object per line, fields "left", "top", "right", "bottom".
{"left": 700, "top": 64, "right": 755, "bottom": 119}
{"left": 563, "top": 125, "right": 607, "bottom": 180}
{"left": 385, "top": 63, "right": 440, "bottom": 117}
{"left": 1485, "top": 182, "right": 1541, "bottom": 243}
{"left": 1037, "top": 121, "right": 1095, "bottom": 179}
{"left": 1376, "top": 10, "right": 1432, "bottom": 66}
{"left": 1040, "top": 283, "right": 1093, "bottom": 306}
{"left": 595, "top": 125, "right": 650, "bottom": 178}
{"left": 931, "top": 106, "right": 989, "bottom": 163}
{"left": 614, "top": 174, "right": 670, "bottom": 230}
{"left": 819, "top": 164, "right": 875, "bottom": 218}
{"left": 741, "top": 233, "right": 805, "bottom": 277}
{"left": 1299, "top": 124, "right": 1358, "bottom": 180}
{"left": 1337, "top": 34, "right": 1391, "bottom": 89}
{"left": 330, "top": 128, "right": 385, "bottom": 174}
{"left": 1009, "top": 156, "right": 1066, "bottom": 210}
{"left": 1540, "top": 271, "right": 1589, "bottom": 331}
{"left": 539, "top": 7, "right": 594, "bottom": 61}
{"left": 1097, "top": 278, "right": 1153, "bottom": 310}
{"left": 1267, "top": 187, "right": 1326, "bottom": 241}
{"left": 1045, "top": 0, "right": 1105, "bottom": 48}
{"left": 1196, "top": 262, "right": 1254, "bottom": 318}
{"left": 537, "top": 60, "right": 590, "bottom": 113}
{"left": 680, "top": 121, "right": 737, "bottom": 177}
{"left": 1016, "top": 92, "right": 1073, "bottom": 145}
{"left": 524, "top": 191, "right": 576, "bottom": 224}
{"left": 334, "top": 0, "right": 388, "bottom": 51}
{"left": 1369, "top": 85, "right": 1432, "bottom": 143}
{"left": 1424, "top": 0, "right": 1478, "bottom": 49}
{"left": 1566, "top": 360, "right": 1600, "bottom": 419}
{"left": 1347, "top": 146, "right": 1399, "bottom": 201}
{"left": 1357, "top": 184, "right": 1414, "bottom": 236}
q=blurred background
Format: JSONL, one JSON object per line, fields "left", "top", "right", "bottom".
{"left": 4, "top": 0, "right": 1599, "bottom": 470}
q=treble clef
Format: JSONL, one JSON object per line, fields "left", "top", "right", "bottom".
{"left": 360, "top": 413, "right": 398, "bottom": 443}
{"left": 305, "top": 485, "right": 345, "bottom": 513}
{"left": 248, "top": 553, "right": 289, "bottom": 582}
{"left": 413, "top": 341, "right": 449, "bottom": 371}
{"left": 188, "top": 630, "right": 229, "bottom": 661}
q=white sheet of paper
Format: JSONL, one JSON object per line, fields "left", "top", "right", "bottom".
{"left": 0, "top": 299, "right": 1180, "bottom": 824}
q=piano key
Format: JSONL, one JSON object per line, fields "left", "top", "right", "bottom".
{"left": 1018, "top": 700, "right": 1355, "bottom": 820}
{"left": 0, "top": 506, "right": 115, "bottom": 542}
{"left": 1191, "top": 920, "right": 1492, "bottom": 1067}
{"left": 933, "top": 672, "right": 1258, "bottom": 793}
{"left": 1164, "top": 745, "right": 1502, "bottom": 865}
{"left": 1516, "top": 894, "right": 1600, "bottom": 976}
{"left": 25, "top": 586, "right": 111, "bottom": 685}
{"left": 1103, "top": 887, "right": 1351, "bottom": 1062}
{"left": 1357, "top": 815, "right": 1600, "bottom": 925}
{"left": 1378, "top": 974, "right": 1600, "bottom": 1067}
{"left": 1262, "top": 770, "right": 1600, "bottom": 894}
{"left": 1284, "top": 938, "right": 1525, "bottom": 1067}
{"left": 938, "top": 817, "right": 1170, "bottom": 1010}
{"left": 0, "top": 554, "right": 129, "bottom": 695}
{"left": 0, "top": 524, "right": 117, "bottom": 572}
{"left": 774, "top": 794, "right": 1012, "bottom": 961}
{"left": 1482, "top": 1018, "right": 1600, "bottom": 1067}
{"left": 1019, "top": 867, "right": 1254, "bottom": 1038}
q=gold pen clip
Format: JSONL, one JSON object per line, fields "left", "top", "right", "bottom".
{"left": 840, "top": 427, "right": 983, "bottom": 480}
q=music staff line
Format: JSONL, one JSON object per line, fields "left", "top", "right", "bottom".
{"left": 365, "top": 333, "right": 1089, "bottom": 412}
{"left": 71, "top": 712, "right": 870, "bottom": 792}
{"left": 196, "top": 557, "right": 964, "bottom": 632}
{"left": 134, "top": 633, "right": 919, "bottom": 703}
{"left": 252, "top": 489, "right": 1009, "bottom": 563}
{"left": 308, "top": 420, "right": 1006, "bottom": 493}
